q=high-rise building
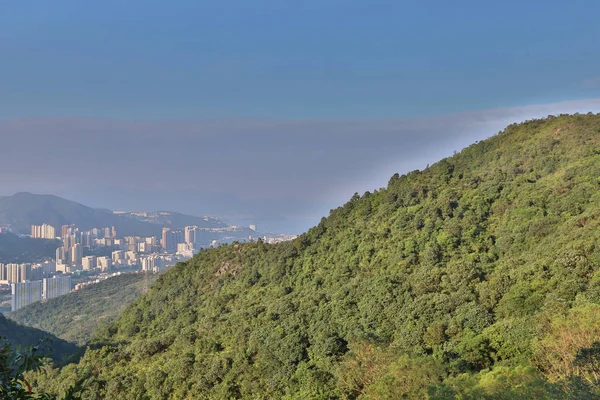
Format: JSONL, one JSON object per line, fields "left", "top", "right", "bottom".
{"left": 71, "top": 243, "right": 83, "bottom": 267}
{"left": 125, "top": 251, "right": 137, "bottom": 261}
{"left": 42, "top": 276, "right": 71, "bottom": 301}
{"left": 137, "top": 242, "right": 150, "bottom": 253}
{"left": 162, "top": 228, "right": 184, "bottom": 253}
{"left": 56, "top": 263, "right": 70, "bottom": 273}
{"left": 97, "top": 257, "right": 112, "bottom": 272}
{"left": 63, "top": 234, "right": 75, "bottom": 252}
{"left": 56, "top": 247, "right": 66, "bottom": 265}
{"left": 177, "top": 243, "right": 195, "bottom": 257}
{"left": 2, "top": 263, "right": 40, "bottom": 283}
{"left": 125, "top": 236, "right": 138, "bottom": 252}
{"left": 141, "top": 256, "right": 156, "bottom": 272}
{"left": 19, "top": 263, "right": 30, "bottom": 281}
{"left": 112, "top": 250, "right": 124, "bottom": 265}
{"left": 31, "top": 224, "right": 56, "bottom": 239}
{"left": 82, "top": 255, "right": 97, "bottom": 270}
{"left": 11, "top": 281, "right": 43, "bottom": 311}
{"left": 41, "top": 261, "right": 56, "bottom": 275}
{"left": 184, "top": 226, "right": 198, "bottom": 244}
{"left": 162, "top": 227, "right": 171, "bottom": 251}
{"left": 6, "top": 264, "right": 19, "bottom": 282}
{"left": 80, "top": 231, "right": 93, "bottom": 248}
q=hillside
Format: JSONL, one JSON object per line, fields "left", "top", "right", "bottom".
{"left": 0, "top": 313, "right": 79, "bottom": 364}
{"left": 10, "top": 273, "right": 156, "bottom": 346}
{"left": 0, "top": 232, "right": 60, "bottom": 263}
{"left": 34, "top": 114, "right": 600, "bottom": 398}
{"left": 0, "top": 193, "right": 164, "bottom": 236}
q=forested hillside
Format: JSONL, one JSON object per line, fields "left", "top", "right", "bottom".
{"left": 35, "top": 114, "right": 600, "bottom": 398}
{"left": 11, "top": 273, "right": 156, "bottom": 345}
{"left": 0, "top": 314, "right": 78, "bottom": 364}
{"left": 0, "top": 232, "right": 59, "bottom": 263}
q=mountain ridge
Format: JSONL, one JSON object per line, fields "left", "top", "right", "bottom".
{"left": 0, "top": 192, "right": 228, "bottom": 236}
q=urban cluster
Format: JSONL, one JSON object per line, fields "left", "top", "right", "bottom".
{"left": 48, "top": 224, "right": 206, "bottom": 274}
{"left": 3, "top": 223, "right": 209, "bottom": 311}
{"left": 2, "top": 271, "right": 71, "bottom": 312}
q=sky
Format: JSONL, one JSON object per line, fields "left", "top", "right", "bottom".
{"left": 1, "top": 1, "right": 600, "bottom": 233}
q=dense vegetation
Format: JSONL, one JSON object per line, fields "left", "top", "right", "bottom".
{"left": 0, "top": 314, "right": 78, "bottom": 364}
{"left": 0, "top": 338, "right": 84, "bottom": 399}
{"left": 10, "top": 273, "right": 156, "bottom": 346}
{"left": 0, "top": 233, "right": 60, "bottom": 263}
{"left": 34, "top": 114, "right": 600, "bottom": 398}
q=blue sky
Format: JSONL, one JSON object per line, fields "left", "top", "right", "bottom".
{"left": 1, "top": 1, "right": 600, "bottom": 233}
{"left": 1, "top": 0, "right": 599, "bottom": 119}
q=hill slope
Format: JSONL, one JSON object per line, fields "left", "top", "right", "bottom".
{"left": 10, "top": 273, "right": 156, "bottom": 346}
{"left": 37, "top": 114, "right": 600, "bottom": 398}
{"left": 0, "top": 314, "right": 79, "bottom": 364}
{"left": 0, "top": 232, "right": 60, "bottom": 263}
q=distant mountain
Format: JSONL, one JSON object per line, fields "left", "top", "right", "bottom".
{"left": 0, "top": 193, "right": 228, "bottom": 237}
{"left": 114, "top": 210, "right": 227, "bottom": 229}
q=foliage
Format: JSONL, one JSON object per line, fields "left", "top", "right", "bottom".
{"left": 31, "top": 114, "right": 600, "bottom": 398}
{"left": 0, "top": 233, "right": 60, "bottom": 263}
{"left": 0, "top": 314, "right": 79, "bottom": 364}
{"left": 0, "top": 337, "right": 85, "bottom": 400}
{"left": 534, "top": 304, "right": 600, "bottom": 384}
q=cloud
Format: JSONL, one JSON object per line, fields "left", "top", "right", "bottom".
{"left": 1, "top": 98, "right": 599, "bottom": 233}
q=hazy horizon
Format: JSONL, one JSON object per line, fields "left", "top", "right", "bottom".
{"left": 2, "top": 100, "right": 600, "bottom": 234}
{"left": 2, "top": 1, "right": 600, "bottom": 234}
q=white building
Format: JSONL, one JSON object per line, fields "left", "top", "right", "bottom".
{"left": 56, "top": 247, "right": 65, "bottom": 264}
{"left": 31, "top": 224, "right": 56, "bottom": 239}
{"left": 42, "top": 276, "right": 71, "bottom": 300}
{"left": 56, "top": 263, "right": 70, "bottom": 273}
{"left": 71, "top": 243, "right": 83, "bottom": 267}
{"left": 184, "top": 226, "right": 198, "bottom": 244}
{"left": 11, "top": 281, "right": 43, "bottom": 311}
{"left": 97, "top": 256, "right": 112, "bottom": 272}
{"left": 82, "top": 255, "right": 97, "bottom": 271}
{"left": 141, "top": 256, "right": 156, "bottom": 272}
{"left": 112, "top": 250, "right": 124, "bottom": 264}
